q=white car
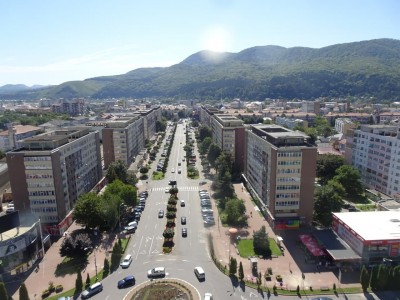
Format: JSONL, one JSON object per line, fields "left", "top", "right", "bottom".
{"left": 165, "top": 187, "right": 170, "bottom": 193}
{"left": 204, "top": 293, "right": 213, "bottom": 300}
{"left": 171, "top": 168, "right": 175, "bottom": 173}
{"left": 120, "top": 254, "right": 132, "bottom": 268}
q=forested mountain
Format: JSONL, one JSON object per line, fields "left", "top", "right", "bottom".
{"left": 2, "top": 38, "right": 400, "bottom": 100}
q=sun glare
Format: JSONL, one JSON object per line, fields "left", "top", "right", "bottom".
{"left": 202, "top": 26, "right": 231, "bottom": 52}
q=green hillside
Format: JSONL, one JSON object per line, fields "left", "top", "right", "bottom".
{"left": 2, "top": 38, "right": 400, "bottom": 100}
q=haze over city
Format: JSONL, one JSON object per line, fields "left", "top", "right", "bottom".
{"left": 0, "top": 0, "right": 399, "bottom": 87}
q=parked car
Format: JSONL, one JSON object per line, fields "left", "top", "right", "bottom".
{"left": 147, "top": 267, "right": 166, "bottom": 278}
{"left": 182, "top": 228, "right": 188, "bottom": 237}
{"left": 120, "top": 254, "right": 133, "bottom": 268}
{"left": 123, "top": 226, "right": 136, "bottom": 234}
{"left": 117, "top": 275, "right": 135, "bottom": 288}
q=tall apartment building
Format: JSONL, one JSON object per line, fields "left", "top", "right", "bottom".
{"left": 51, "top": 98, "right": 85, "bottom": 116}
{"left": 134, "top": 106, "right": 161, "bottom": 140}
{"left": 244, "top": 124, "right": 317, "bottom": 229}
{"left": 346, "top": 124, "right": 400, "bottom": 197}
{"left": 199, "top": 106, "right": 223, "bottom": 128}
{"left": 211, "top": 114, "right": 245, "bottom": 170}
{"left": 334, "top": 118, "right": 356, "bottom": 134}
{"left": 6, "top": 128, "right": 102, "bottom": 229}
{"left": 0, "top": 124, "right": 42, "bottom": 152}
{"left": 302, "top": 100, "right": 320, "bottom": 115}
{"left": 102, "top": 116, "right": 145, "bottom": 169}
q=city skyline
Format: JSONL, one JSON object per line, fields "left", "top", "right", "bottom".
{"left": 1, "top": 0, "right": 399, "bottom": 86}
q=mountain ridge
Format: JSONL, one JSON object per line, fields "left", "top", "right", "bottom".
{"left": 2, "top": 38, "right": 400, "bottom": 100}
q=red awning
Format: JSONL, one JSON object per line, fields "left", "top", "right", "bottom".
{"left": 299, "top": 234, "right": 326, "bottom": 256}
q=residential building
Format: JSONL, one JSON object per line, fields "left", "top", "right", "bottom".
{"left": 334, "top": 118, "right": 356, "bottom": 134}
{"left": 346, "top": 124, "right": 400, "bottom": 197}
{"left": 199, "top": 106, "right": 223, "bottom": 128}
{"left": 102, "top": 116, "right": 145, "bottom": 169}
{"left": 0, "top": 124, "right": 42, "bottom": 152}
{"left": 379, "top": 112, "right": 400, "bottom": 124}
{"left": 211, "top": 114, "right": 245, "bottom": 171}
{"left": 301, "top": 100, "right": 320, "bottom": 115}
{"left": 244, "top": 124, "right": 317, "bottom": 229}
{"left": 6, "top": 127, "right": 102, "bottom": 232}
{"left": 133, "top": 106, "right": 162, "bottom": 140}
{"left": 275, "top": 116, "right": 308, "bottom": 129}
{"left": 51, "top": 98, "right": 85, "bottom": 116}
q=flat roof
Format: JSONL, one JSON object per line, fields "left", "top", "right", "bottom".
{"left": 333, "top": 211, "right": 400, "bottom": 241}
{"left": 313, "top": 229, "right": 360, "bottom": 261}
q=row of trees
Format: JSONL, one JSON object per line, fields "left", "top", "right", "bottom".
{"left": 0, "top": 281, "right": 28, "bottom": 300}
{"left": 360, "top": 265, "right": 400, "bottom": 291}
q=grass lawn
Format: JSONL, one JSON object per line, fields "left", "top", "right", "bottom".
{"left": 237, "top": 238, "right": 282, "bottom": 258}
{"left": 152, "top": 171, "right": 164, "bottom": 180}
{"left": 120, "top": 237, "right": 129, "bottom": 253}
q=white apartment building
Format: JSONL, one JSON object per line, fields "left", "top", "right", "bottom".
{"left": 335, "top": 118, "right": 356, "bottom": 134}
{"left": 347, "top": 124, "right": 400, "bottom": 197}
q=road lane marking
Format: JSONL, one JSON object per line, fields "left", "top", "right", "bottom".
{"left": 135, "top": 235, "right": 144, "bottom": 260}
{"left": 148, "top": 235, "right": 155, "bottom": 255}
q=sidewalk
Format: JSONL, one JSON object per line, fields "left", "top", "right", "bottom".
{"left": 208, "top": 182, "right": 360, "bottom": 291}
{"left": 14, "top": 222, "right": 115, "bottom": 300}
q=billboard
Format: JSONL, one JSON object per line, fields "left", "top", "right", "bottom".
{"left": 0, "top": 211, "right": 20, "bottom": 234}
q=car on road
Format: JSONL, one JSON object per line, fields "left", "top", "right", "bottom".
{"left": 180, "top": 199, "right": 185, "bottom": 207}
{"left": 178, "top": 162, "right": 181, "bottom": 166}
{"left": 139, "top": 191, "right": 148, "bottom": 197}
{"left": 165, "top": 187, "right": 170, "bottom": 193}
{"left": 171, "top": 168, "right": 175, "bottom": 173}
{"left": 194, "top": 266, "right": 205, "bottom": 281}
{"left": 128, "top": 221, "right": 138, "bottom": 228}
{"left": 158, "top": 209, "right": 164, "bottom": 218}
{"left": 120, "top": 254, "right": 133, "bottom": 268}
{"left": 182, "top": 158, "right": 185, "bottom": 161}
{"left": 181, "top": 216, "right": 186, "bottom": 224}
{"left": 178, "top": 169, "right": 181, "bottom": 174}
{"left": 81, "top": 282, "right": 103, "bottom": 299}
{"left": 147, "top": 267, "right": 166, "bottom": 278}
{"left": 123, "top": 226, "right": 136, "bottom": 234}
{"left": 204, "top": 293, "right": 213, "bottom": 300}
{"left": 117, "top": 275, "right": 135, "bottom": 288}
{"left": 182, "top": 228, "right": 187, "bottom": 237}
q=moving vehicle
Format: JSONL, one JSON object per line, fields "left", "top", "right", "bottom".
{"left": 81, "top": 282, "right": 103, "bottom": 299}
{"left": 147, "top": 267, "right": 166, "bottom": 278}
{"left": 178, "top": 169, "right": 181, "bottom": 174}
{"left": 194, "top": 266, "right": 205, "bottom": 281}
{"left": 180, "top": 200, "right": 185, "bottom": 207}
{"left": 120, "top": 254, "right": 133, "bottom": 268}
{"left": 181, "top": 216, "right": 186, "bottom": 224}
{"left": 117, "top": 275, "right": 135, "bottom": 288}
{"left": 171, "top": 168, "right": 175, "bottom": 173}
{"left": 204, "top": 293, "right": 213, "bottom": 300}
{"left": 165, "top": 187, "right": 170, "bottom": 193}
{"left": 158, "top": 209, "right": 164, "bottom": 218}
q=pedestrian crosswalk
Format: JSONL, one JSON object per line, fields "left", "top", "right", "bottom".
{"left": 151, "top": 186, "right": 199, "bottom": 192}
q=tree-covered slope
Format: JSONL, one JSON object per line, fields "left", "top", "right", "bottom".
{"left": 2, "top": 38, "right": 400, "bottom": 100}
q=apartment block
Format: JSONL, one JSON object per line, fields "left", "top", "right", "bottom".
{"left": 102, "top": 116, "right": 145, "bottom": 169}
{"left": 211, "top": 114, "right": 245, "bottom": 171}
{"left": 134, "top": 106, "right": 162, "bottom": 140}
{"left": 346, "top": 124, "right": 400, "bottom": 197}
{"left": 199, "top": 106, "right": 223, "bottom": 128}
{"left": 6, "top": 128, "right": 102, "bottom": 227}
{"left": 51, "top": 98, "right": 85, "bottom": 116}
{"left": 244, "top": 124, "right": 317, "bottom": 229}
{"left": 0, "top": 124, "right": 42, "bottom": 152}
{"left": 334, "top": 118, "right": 356, "bottom": 134}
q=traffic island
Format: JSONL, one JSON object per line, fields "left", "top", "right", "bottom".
{"left": 124, "top": 279, "right": 200, "bottom": 300}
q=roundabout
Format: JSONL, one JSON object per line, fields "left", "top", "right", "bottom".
{"left": 123, "top": 278, "right": 201, "bottom": 300}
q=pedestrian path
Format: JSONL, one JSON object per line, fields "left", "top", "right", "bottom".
{"left": 151, "top": 186, "right": 199, "bottom": 192}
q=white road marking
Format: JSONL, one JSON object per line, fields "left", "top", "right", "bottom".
{"left": 249, "top": 291, "right": 258, "bottom": 297}
{"left": 135, "top": 235, "right": 144, "bottom": 260}
{"left": 148, "top": 235, "right": 155, "bottom": 255}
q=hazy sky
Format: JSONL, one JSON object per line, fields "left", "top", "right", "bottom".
{"left": 1, "top": 0, "right": 399, "bottom": 86}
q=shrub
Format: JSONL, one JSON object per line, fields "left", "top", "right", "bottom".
{"left": 48, "top": 281, "right": 55, "bottom": 292}
{"left": 55, "top": 285, "right": 63, "bottom": 293}
{"left": 267, "top": 267, "right": 273, "bottom": 275}
{"left": 41, "top": 290, "right": 50, "bottom": 299}
{"left": 276, "top": 275, "right": 282, "bottom": 282}
{"left": 163, "top": 247, "right": 172, "bottom": 253}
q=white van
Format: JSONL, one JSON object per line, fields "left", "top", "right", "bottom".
{"left": 194, "top": 266, "right": 205, "bottom": 281}
{"left": 81, "top": 282, "right": 103, "bottom": 299}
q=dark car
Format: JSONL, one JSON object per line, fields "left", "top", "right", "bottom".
{"left": 134, "top": 212, "right": 141, "bottom": 221}
{"left": 181, "top": 216, "right": 186, "bottom": 225}
{"left": 117, "top": 275, "right": 135, "bottom": 288}
{"left": 182, "top": 228, "right": 188, "bottom": 237}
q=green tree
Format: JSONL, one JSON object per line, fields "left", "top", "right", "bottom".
{"left": 73, "top": 193, "right": 104, "bottom": 229}
{"left": 207, "top": 143, "right": 221, "bottom": 168}
{"left": 333, "top": 165, "right": 364, "bottom": 198}
{"left": 0, "top": 282, "right": 8, "bottom": 300}
{"left": 253, "top": 226, "right": 271, "bottom": 257}
{"left": 106, "top": 160, "right": 136, "bottom": 185}
{"left": 238, "top": 261, "right": 244, "bottom": 282}
{"left": 19, "top": 282, "right": 29, "bottom": 300}
{"left": 225, "top": 199, "right": 246, "bottom": 225}
{"left": 376, "top": 264, "right": 389, "bottom": 290}
{"left": 360, "top": 266, "right": 370, "bottom": 291}
{"left": 85, "top": 273, "right": 91, "bottom": 289}
{"left": 313, "top": 182, "right": 343, "bottom": 227}
{"left": 229, "top": 257, "right": 237, "bottom": 276}
{"left": 110, "top": 242, "right": 122, "bottom": 272}
{"left": 75, "top": 271, "right": 83, "bottom": 294}
{"left": 104, "top": 179, "right": 137, "bottom": 207}
{"left": 103, "top": 258, "right": 110, "bottom": 278}
{"left": 198, "top": 125, "right": 212, "bottom": 142}
{"left": 370, "top": 265, "right": 379, "bottom": 290}
{"left": 59, "top": 233, "right": 92, "bottom": 258}
{"left": 163, "top": 228, "right": 175, "bottom": 239}
{"left": 199, "top": 137, "right": 212, "bottom": 155}
{"left": 316, "top": 154, "right": 346, "bottom": 185}
{"left": 156, "top": 119, "right": 167, "bottom": 132}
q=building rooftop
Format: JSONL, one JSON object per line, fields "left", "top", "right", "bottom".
{"left": 0, "top": 125, "right": 41, "bottom": 136}
{"left": 333, "top": 211, "right": 400, "bottom": 241}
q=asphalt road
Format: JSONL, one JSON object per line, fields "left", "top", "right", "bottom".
{"left": 88, "top": 121, "right": 390, "bottom": 300}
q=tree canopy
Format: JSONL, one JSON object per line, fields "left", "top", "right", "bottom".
{"left": 316, "top": 154, "right": 346, "bottom": 185}
{"left": 313, "top": 182, "right": 344, "bottom": 227}
{"left": 333, "top": 165, "right": 364, "bottom": 199}
{"left": 253, "top": 226, "right": 271, "bottom": 257}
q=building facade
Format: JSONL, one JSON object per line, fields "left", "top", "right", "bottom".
{"left": 334, "top": 118, "right": 356, "bottom": 134}
{"left": 244, "top": 124, "right": 317, "bottom": 229}
{"left": 6, "top": 128, "right": 102, "bottom": 229}
{"left": 102, "top": 116, "right": 145, "bottom": 169}
{"left": 346, "top": 124, "right": 400, "bottom": 197}
{"left": 134, "top": 106, "right": 161, "bottom": 140}
{"left": 0, "top": 125, "right": 42, "bottom": 152}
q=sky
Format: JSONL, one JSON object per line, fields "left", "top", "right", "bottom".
{"left": 0, "top": 0, "right": 399, "bottom": 87}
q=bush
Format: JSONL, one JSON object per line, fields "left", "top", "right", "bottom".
{"left": 276, "top": 275, "right": 282, "bottom": 282}
{"left": 55, "top": 285, "right": 63, "bottom": 293}
{"left": 267, "top": 267, "right": 273, "bottom": 275}
{"left": 41, "top": 290, "right": 50, "bottom": 299}
{"left": 163, "top": 247, "right": 172, "bottom": 253}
